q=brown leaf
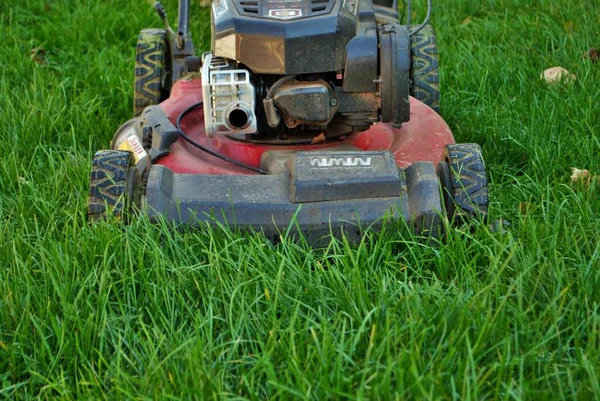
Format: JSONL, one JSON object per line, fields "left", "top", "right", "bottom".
{"left": 311, "top": 133, "right": 326, "bottom": 145}
{"left": 584, "top": 48, "right": 599, "bottom": 64}
{"left": 570, "top": 167, "right": 590, "bottom": 184}
{"left": 461, "top": 16, "right": 472, "bottom": 25}
{"left": 519, "top": 202, "right": 533, "bottom": 215}
{"left": 30, "top": 47, "right": 46, "bottom": 65}
{"left": 541, "top": 66, "right": 576, "bottom": 84}
{"left": 570, "top": 167, "right": 599, "bottom": 188}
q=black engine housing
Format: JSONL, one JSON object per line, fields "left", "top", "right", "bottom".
{"left": 212, "top": 0, "right": 355, "bottom": 75}
{"left": 208, "top": 0, "right": 410, "bottom": 139}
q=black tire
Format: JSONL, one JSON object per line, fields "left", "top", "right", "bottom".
{"left": 438, "top": 144, "right": 488, "bottom": 222}
{"left": 410, "top": 25, "right": 440, "bottom": 113}
{"left": 88, "top": 150, "right": 139, "bottom": 221}
{"left": 134, "top": 29, "right": 170, "bottom": 116}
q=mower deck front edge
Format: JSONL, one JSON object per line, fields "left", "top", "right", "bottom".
{"left": 144, "top": 159, "right": 443, "bottom": 244}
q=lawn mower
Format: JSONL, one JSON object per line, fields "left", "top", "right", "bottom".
{"left": 88, "top": 0, "right": 488, "bottom": 244}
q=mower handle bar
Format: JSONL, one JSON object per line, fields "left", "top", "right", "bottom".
{"left": 177, "top": 0, "right": 190, "bottom": 49}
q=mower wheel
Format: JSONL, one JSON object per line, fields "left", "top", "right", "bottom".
{"left": 134, "top": 29, "right": 170, "bottom": 116}
{"left": 88, "top": 150, "right": 140, "bottom": 221}
{"left": 410, "top": 25, "right": 440, "bottom": 113}
{"left": 438, "top": 143, "right": 488, "bottom": 223}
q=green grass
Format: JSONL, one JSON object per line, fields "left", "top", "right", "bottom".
{"left": 1, "top": 0, "right": 599, "bottom": 399}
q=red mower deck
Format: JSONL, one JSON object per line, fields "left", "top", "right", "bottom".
{"left": 157, "top": 80, "right": 455, "bottom": 175}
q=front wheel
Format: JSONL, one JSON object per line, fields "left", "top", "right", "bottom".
{"left": 437, "top": 143, "right": 488, "bottom": 223}
{"left": 88, "top": 150, "right": 141, "bottom": 221}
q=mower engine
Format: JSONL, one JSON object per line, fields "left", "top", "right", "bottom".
{"left": 202, "top": 0, "right": 410, "bottom": 139}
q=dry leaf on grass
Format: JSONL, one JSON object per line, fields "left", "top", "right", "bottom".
{"left": 584, "top": 48, "right": 599, "bottom": 64}
{"left": 571, "top": 167, "right": 590, "bottom": 183}
{"left": 30, "top": 47, "right": 46, "bottom": 65}
{"left": 541, "top": 67, "right": 576, "bottom": 84}
{"left": 570, "top": 167, "right": 598, "bottom": 187}
{"left": 519, "top": 202, "right": 534, "bottom": 215}
{"left": 311, "top": 133, "right": 326, "bottom": 145}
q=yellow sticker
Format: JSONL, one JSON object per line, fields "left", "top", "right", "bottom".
{"left": 117, "top": 128, "right": 147, "bottom": 164}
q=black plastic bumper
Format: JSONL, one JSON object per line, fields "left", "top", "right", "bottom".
{"left": 144, "top": 158, "right": 444, "bottom": 245}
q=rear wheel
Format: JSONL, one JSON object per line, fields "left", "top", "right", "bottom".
{"left": 410, "top": 25, "right": 440, "bottom": 113}
{"left": 134, "top": 29, "right": 170, "bottom": 116}
{"left": 438, "top": 143, "right": 488, "bottom": 223}
{"left": 88, "top": 150, "right": 140, "bottom": 221}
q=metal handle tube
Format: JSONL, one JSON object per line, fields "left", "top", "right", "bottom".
{"left": 177, "top": 0, "right": 190, "bottom": 49}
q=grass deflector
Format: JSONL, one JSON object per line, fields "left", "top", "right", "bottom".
{"left": 88, "top": 0, "right": 488, "bottom": 243}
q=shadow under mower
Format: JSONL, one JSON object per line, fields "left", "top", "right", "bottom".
{"left": 88, "top": 0, "right": 488, "bottom": 245}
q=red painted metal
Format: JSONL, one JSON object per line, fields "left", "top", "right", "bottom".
{"left": 158, "top": 79, "right": 455, "bottom": 175}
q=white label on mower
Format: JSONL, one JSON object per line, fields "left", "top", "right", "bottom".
{"left": 310, "top": 157, "right": 372, "bottom": 168}
{"left": 117, "top": 128, "right": 147, "bottom": 164}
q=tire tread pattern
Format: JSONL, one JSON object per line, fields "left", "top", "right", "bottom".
{"left": 134, "top": 29, "right": 167, "bottom": 116}
{"left": 444, "top": 143, "right": 488, "bottom": 220}
{"left": 88, "top": 150, "right": 132, "bottom": 221}
{"left": 410, "top": 25, "right": 440, "bottom": 112}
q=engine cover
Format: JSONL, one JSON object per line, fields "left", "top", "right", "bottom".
{"left": 211, "top": 0, "right": 357, "bottom": 74}
{"left": 272, "top": 79, "right": 339, "bottom": 128}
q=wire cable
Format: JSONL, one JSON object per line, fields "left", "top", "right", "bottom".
{"left": 408, "top": 0, "right": 432, "bottom": 36}
{"left": 399, "top": 0, "right": 406, "bottom": 24}
{"left": 176, "top": 101, "right": 267, "bottom": 174}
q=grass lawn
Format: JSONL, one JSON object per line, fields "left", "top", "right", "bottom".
{"left": 1, "top": 0, "right": 599, "bottom": 399}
